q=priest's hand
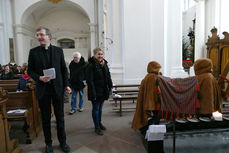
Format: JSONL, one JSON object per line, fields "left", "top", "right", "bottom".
{"left": 39, "top": 76, "right": 51, "bottom": 83}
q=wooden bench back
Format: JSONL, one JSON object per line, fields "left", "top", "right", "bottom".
{"left": 0, "top": 84, "right": 17, "bottom": 92}
{"left": 6, "top": 91, "right": 32, "bottom": 110}
{"left": 113, "top": 84, "right": 140, "bottom": 96}
{"left": 14, "top": 74, "right": 22, "bottom": 79}
{"left": 0, "top": 79, "right": 19, "bottom": 84}
{"left": 113, "top": 84, "right": 140, "bottom": 89}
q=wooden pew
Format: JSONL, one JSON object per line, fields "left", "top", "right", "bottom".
{"left": 113, "top": 84, "right": 140, "bottom": 90}
{"left": 0, "top": 90, "right": 22, "bottom": 153}
{"left": 113, "top": 89, "right": 139, "bottom": 94}
{"left": 112, "top": 84, "right": 139, "bottom": 116}
{"left": 113, "top": 95, "right": 138, "bottom": 116}
{"left": 0, "top": 83, "right": 42, "bottom": 144}
{"left": 13, "top": 74, "right": 22, "bottom": 79}
{"left": 0, "top": 80, "right": 42, "bottom": 135}
{"left": 112, "top": 84, "right": 139, "bottom": 97}
{"left": 0, "top": 80, "right": 19, "bottom": 85}
{"left": 0, "top": 84, "right": 17, "bottom": 92}
{"left": 5, "top": 91, "right": 36, "bottom": 144}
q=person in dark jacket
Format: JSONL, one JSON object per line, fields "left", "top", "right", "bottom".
{"left": 28, "top": 26, "right": 71, "bottom": 153}
{"left": 69, "top": 52, "right": 86, "bottom": 114}
{"left": 86, "top": 47, "right": 113, "bottom": 135}
{"left": 16, "top": 67, "right": 31, "bottom": 92}
{"left": 14, "top": 65, "right": 23, "bottom": 74}
{"left": 0, "top": 65, "right": 14, "bottom": 80}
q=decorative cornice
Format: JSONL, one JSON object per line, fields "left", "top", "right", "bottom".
{"left": 13, "top": 24, "right": 35, "bottom": 36}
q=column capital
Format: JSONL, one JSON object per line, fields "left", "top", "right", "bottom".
{"left": 14, "top": 24, "right": 35, "bottom": 36}
{"left": 88, "top": 23, "right": 97, "bottom": 32}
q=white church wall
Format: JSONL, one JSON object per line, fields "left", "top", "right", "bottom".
{"left": 122, "top": 0, "right": 152, "bottom": 84}
{"left": 36, "top": 8, "right": 90, "bottom": 62}
{"left": 37, "top": 8, "right": 90, "bottom": 34}
{"left": 220, "top": 0, "right": 229, "bottom": 34}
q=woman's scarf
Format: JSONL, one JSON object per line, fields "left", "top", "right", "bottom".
{"left": 100, "top": 59, "right": 105, "bottom": 67}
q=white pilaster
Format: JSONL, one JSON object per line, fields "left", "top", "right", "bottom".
{"left": 88, "top": 23, "right": 97, "bottom": 55}
{"left": 14, "top": 25, "right": 34, "bottom": 65}
{"left": 195, "top": 0, "right": 205, "bottom": 59}
{"left": 150, "top": 0, "right": 165, "bottom": 72}
{"left": 107, "top": 0, "right": 123, "bottom": 84}
{"left": 205, "top": 0, "right": 220, "bottom": 39}
{"left": 14, "top": 33, "right": 24, "bottom": 65}
{"left": 164, "top": 0, "right": 188, "bottom": 78}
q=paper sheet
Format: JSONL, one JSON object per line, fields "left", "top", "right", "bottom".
{"left": 43, "top": 68, "right": 56, "bottom": 79}
{"left": 7, "top": 109, "right": 27, "bottom": 114}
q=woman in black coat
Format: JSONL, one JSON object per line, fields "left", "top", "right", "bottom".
{"left": 86, "top": 47, "right": 113, "bottom": 135}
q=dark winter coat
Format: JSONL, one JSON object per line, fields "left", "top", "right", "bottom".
{"left": 86, "top": 57, "right": 113, "bottom": 101}
{"left": 16, "top": 77, "right": 31, "bottom": 91}
{"left": 0, "top": 71, "right": 14, "bottom": 80}
{"left": 69, "top": 57, "right": 87, "bottom": 90}
{"left": 28, "top": 45, "right": 69, "bottom": 100}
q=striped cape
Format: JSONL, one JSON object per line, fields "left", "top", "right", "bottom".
{"left": 158, "top": 75, "right": 198, "bottom": 114}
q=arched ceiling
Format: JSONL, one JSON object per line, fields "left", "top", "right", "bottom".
{"left": 22, "top": 0, "right": 90, "bottom": 24}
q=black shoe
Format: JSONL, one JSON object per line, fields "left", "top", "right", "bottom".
{"left": 60, "top": 143, "right": 70, "bottom": 153}
{"left": 45, "top": 145, "right": 53, "bottom": 153}
{"left": 95, "top": 128, "right": 103, "bottom": 135}
{"left": 99, "top": 123, "right": 106, "bottom": 130}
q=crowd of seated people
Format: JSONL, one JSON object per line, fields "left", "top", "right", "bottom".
{"left": 0, "top": 63, "right": 31, "bottom": 92}
{"left": 0, "top": 63, "right": 28, "bottom": 79}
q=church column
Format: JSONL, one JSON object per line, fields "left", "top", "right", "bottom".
{"left": 164, "top": 0, "right": 188, "bottom": 77}
{"left": 195, "top": 0, "right": 205, "bottom": 59}
{"left": 0, "top": 0, "right": 13, "bottom": 64}
{"left": 88, "top": 23, "right": 97, "bottom": 55}
{"left": 0, "top": 23, "right": 6, "bottom": 64}
{"left": 14, "top": 25, "right": 25, "bottom": 65}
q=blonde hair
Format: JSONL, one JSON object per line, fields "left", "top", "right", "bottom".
{"left": 93, "top": 47, "right": 103, "bottom": 55}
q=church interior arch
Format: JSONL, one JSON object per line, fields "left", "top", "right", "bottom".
{"left": 20, "top": 0, "right": 91, "bottom": 64}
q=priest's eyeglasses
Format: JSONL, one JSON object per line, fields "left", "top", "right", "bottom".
{"left": 36, "top": 33, "right": 47, "bottom": 37}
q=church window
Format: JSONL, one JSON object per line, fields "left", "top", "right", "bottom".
{"left": 58, "top": 39, "right": 75, "bottom": 49}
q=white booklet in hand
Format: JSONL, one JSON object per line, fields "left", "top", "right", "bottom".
{"left": 43, "top": 68, "right": 56, "bottom": 79}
